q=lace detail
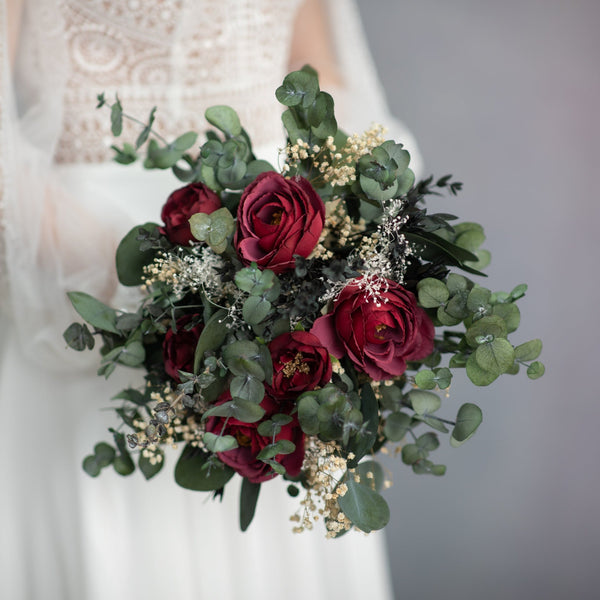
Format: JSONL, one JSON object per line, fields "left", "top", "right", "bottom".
{"left": 53, "top": 0, "right": 302, "bottom": 163}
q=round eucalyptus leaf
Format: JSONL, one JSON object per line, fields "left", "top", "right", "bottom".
{"left": 415, "top": 369, "right": 436, "bottom": 390}
{"left": 492, "top": 302, "right": 521, "bottom": 333}
{"left": 115, "top": 222, "right": 159, "bottom": 286}
{"left": 203, "top": 432, "right": 239, "bottom": 453}
{"left": 466, "top": 353, "right": 499, "bottom": 386}
{"left": 230, "top": 374, "right": 265, "bottom": 403}
{"left": 242, "top": 296, "right": 271, "bottom": 325}
{"left": 417, "top": 277, "right": 449, "bottom": 308}
{"left": 514, "top": 339, "right": 543, "bottom": 361}
{"left": 451, "top": 403, "right": 483, "bottom": 444}
{"left": 446, "top": 273, "right": 470, "bottom": 295}
{"left": 94, "top": 443, "right": 116, "bottom": 468}
{"left": 467, "top": 286, "right": 492, "bottom": 313}
{"left": 383, "top": 411, "right": 411, "bottom": 442}
{"left": 475, "top": 338, "right": 515, "bottom": 374}
{"left": 337, "top": 476, "right": 390, "bottom": 532}
{"left": 83, "top": 455, "right": 101, "bottom": 477}
{"left": 465, "top": 315, "right": 508, "bottom": 348}
{"left": 527, "top": 361, "right": 545, "bottom": 380}
{"left": 408, "top": 389, "right": 442, "bottom": 415}
{"left": 230, "top": 398, "right": 266, "bottom": 423}
{"left": 298, "top": 395, "right": 320, "bottom": 435}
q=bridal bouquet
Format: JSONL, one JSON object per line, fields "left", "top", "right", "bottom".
{"left": 65, "top": 67, "right": 544, "bottom": 536}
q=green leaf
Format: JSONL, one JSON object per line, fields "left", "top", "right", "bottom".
{"left": 193, "top": 309, "right": 228, "bottom": 374}
{"left": 83, "top": 455, "right": 101, "bottom": 477}
{"left": 172, "top": 131, "right": 198, "bottom": 152}
{"left": 451, "top": 403, "right": 483, "bottom": 446}
{"left": 63, "top": 322, "right": 95, "bottom": 351}
{"left": 414, "top": 370, "right": 436, "bottom": 390}
{"left": 467, "top": 286, "right": 492, "bottom": 313}
{"left": 257, "top": 440, "right": 296, "bottom": 460}
{"left": 113, "top": 453, "right": 135, "bottom": 476}
{"left": 242, "top": 296, "right": 272, "bottom": 325}
{"left": 408, "top": 389, "right": 442, "bottom": 415}
{"left": 514, "top": 339, "right": 543, "bottom": 361}
{"left": 465, "top": 315, "right": 508, "bottom": 348}
{"left": 346, "top": 383, "right": 379, "bottom": 467}
{"left": 111, "top": 143, "right": 137, "bottom": 165}
{"left": 222, "top": 340, "right": 265, "bottom": 380}
{"left": 510, "top": 284, "right": 528, "bottom": 300}
{"left": 205, "top": 106, "right": 242, "bottom": 137}
{"left": 94, "top": 442, "right": 116, "bottom": 468}
{"left": 116, "top": 340, "right": 146, "bottom": 367}
{"left": 466, "top": 353, "right": 499, "bottom": 386}
{"left": 455, "top": 224, "right": 485, "bottom": 252}
{"left": 416, "top": 431, "right": 440, "bottom": 451}
{"left": 338, "top": 475, "right": 390, "bottom": 533}
{"left": 417, "top": 278, "right": 449, "bottom": 308}
{"left": 67, "top": 292, "right": 120, "bottom": 334}
{"left": 474, "top": 338, "right": 515, "bottom": 375}
{"left": 230, "top": 374, "right": 265, "bottom": 403}
{"left": 527, "top": 361, "right": 545, "bottom": 379}
{"left": 297, "top": 394, "right": 320, "bottom": 435}
{"left": 414, "top": 414, "right": 449, "bottom": 434}
{"left": 275, "top": 70, "right": 319, "bottom": 108}
{"left": 203, "top": 432, "right": 239, "bottom": 453}
{"left": 446, "top": 273, "right": 470, "bottom": 295}
{"left": 138, "top": 450, "right": 164, "bottom": 480}
{"left": 229, "top": 399, "right": 266, "bottom": 423}
{"left": 174, "top": 445, "right": 234, "bottom": 491}
{"left": 116, "top": 224, "right": 159, "bottom": 287}
{"left": 135, "top": 106, "right": 156, "bottom": 149}
{"left": 110, "top": 96, "right": 123, "bottom": 136}
{"left": 492, "top": 303, "right": 521, "bottom": 333}
{"left": 359, "top": 175, "right": 398, "bottom": 203}
{"left": 240, "top": 479, "right": 261, "bottom": 532}
{"left": 144, "top": 138, "right": 183, "bottom": 169}
{"left": 383, "top": 411, "right": 411, "bottom": 442}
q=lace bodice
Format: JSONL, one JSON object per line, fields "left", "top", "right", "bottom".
{"left": 18, "top": 0, "right": 302, "bottom": 163}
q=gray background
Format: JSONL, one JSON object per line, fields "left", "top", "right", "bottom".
{"left": 356, "top": 1, "right": 600, "bottom": 598}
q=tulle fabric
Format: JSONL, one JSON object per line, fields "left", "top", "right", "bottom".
{"left": 0, "top": 1, "right": 421, "bottom": 598}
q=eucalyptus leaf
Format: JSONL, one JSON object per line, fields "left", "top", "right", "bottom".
{"left": 174, "top": 445, "right": 234, "bottom": 491}
{"left": 193, "top": 309, "right": 228, "bottom": 374}
{"left": 337, "top": 475, "right": 390, "bottom": 533}
{"left": 67, "top": 292, "right": 120, "bottom": 334}
{"left": 417, "top": 277, "right": 449, "bottom": 308}
{"left": 451, "top": 403, "right": 483, "bottom": 446}
{"left": 408, "top": 389, "right": 442, "bottom": 415}
{"left": 138, "top": 450, "right": 164, "bottom": 480}
{"left": 240, "top": 479, "right": 261, "bottom": 531}
{"left": 527, "top": 361, "right": 545, "bottom": 379}
{"left": 203, "top": 432, "right": 239, "bottom": 453}
{"left": 229, "top": 374, "right": 265, "bottom": 403}
{"left": 514, "top": 339, "right": 543, "bottom": 361}
{"left": 474, "top": 338, "right": 515, "bottom": 374}
{"left": 383, "top": 411, "right": 411, "bottom": 442}
{"left": 205, "top": 106, "right": 242, "bottom": 137}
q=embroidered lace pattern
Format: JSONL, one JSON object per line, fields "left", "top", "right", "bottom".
{"left": 53, "top": 0, "right": 302, "bottom": 163}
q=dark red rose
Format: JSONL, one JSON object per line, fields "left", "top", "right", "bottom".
{"left": 204, "top": 393, "right": 305, "bottom": 484}
{"left": 311, "top": 278, "right": 435, "bottom": 380}
{"left": 160, "top": 183, "right": 221, "bottom": 245}
{"left": 267, "top": 331, "right": 332, "bottom": 400}
{"left": 162, "top": 315, "right": 202, "bottom": 382}
{"left": 234, "top": 171, "right": 325, "bottom": 274}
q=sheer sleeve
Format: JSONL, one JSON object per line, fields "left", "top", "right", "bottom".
{"left": 0, "top": 0, "right": 122, "bottom": 371}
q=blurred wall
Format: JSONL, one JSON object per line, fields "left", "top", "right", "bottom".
{"left": 356, "top": 1, "right": 600, "bottom": 598}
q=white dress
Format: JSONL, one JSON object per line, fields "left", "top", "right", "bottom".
{"left": 0, "top": 1, "right": 420, "bottom": 598}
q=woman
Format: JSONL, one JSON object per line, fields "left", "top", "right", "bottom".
{"left": 0, "top": 1, "right": 420, "bottom": 597}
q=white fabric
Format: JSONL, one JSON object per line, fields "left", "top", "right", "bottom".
{"left": 1, "top": 1, "right": 421, "bottom": 598}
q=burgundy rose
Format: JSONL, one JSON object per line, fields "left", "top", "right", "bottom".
{"left": 267, "top": 331, "right": 332, "bottom": 400}
{"left": 205, "top": 393, "right": 305, "bottom": 484}
{"left": 160, "top": 183, "right": 221, "bottom": 245}
{"left": 162, "top": 315, "right": 203, "bottom": 382}
{"left": 234, "top": 171, "right": 325, "bottom": 274}
{"left": 311, "top": 278, "right": 435, "bottom": 380}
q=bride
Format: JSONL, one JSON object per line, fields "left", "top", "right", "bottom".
{"left": 1, "top": 1, "right": 421, "bottom": 598}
